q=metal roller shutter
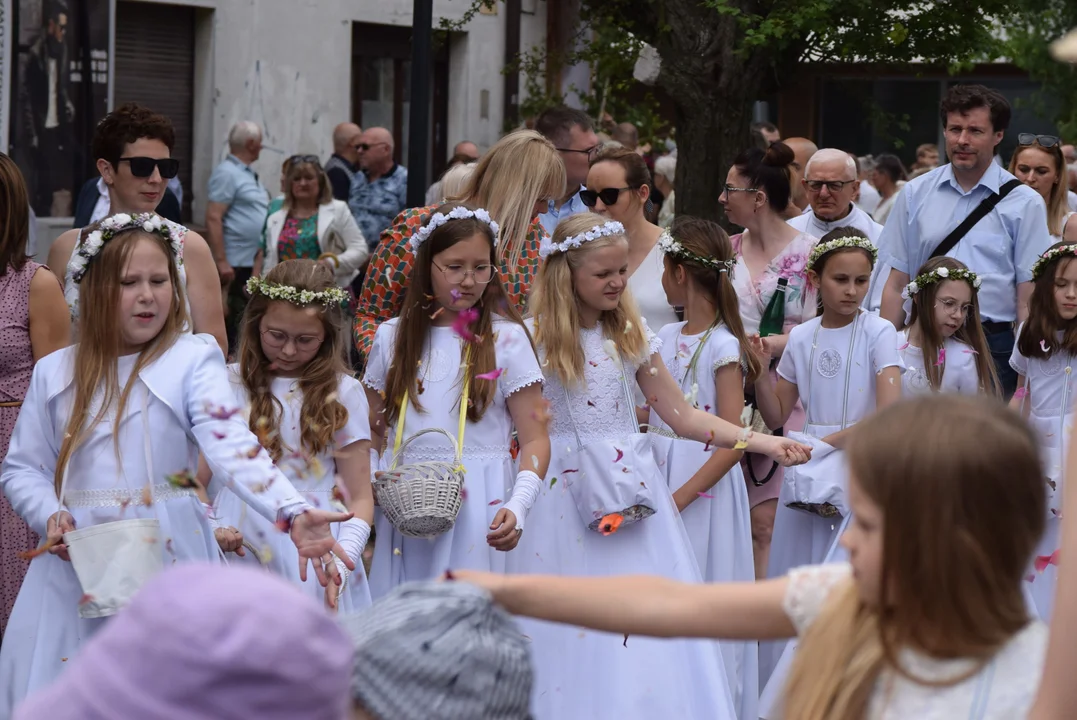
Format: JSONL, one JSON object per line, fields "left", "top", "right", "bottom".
{"left": 114, "top": 1, "right": 195, "bottom": 221}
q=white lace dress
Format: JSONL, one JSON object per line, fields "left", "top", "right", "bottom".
{"left": 1010, "top": 329, "right": 1074, "bottom": 621}
{"left": 648, "top": 321, "right": 757, "bottom": 720}
{"left": 508, "top": 320, "right": 736, "bottom": 720}
{"left": 762, "top": 564, "right": 1047, "bottom": 719}
{"left": 899, "top": 331, "right": 981, "bottom": 396}
{"left": 212, "top": 369, "right": 373, "bottom": 613}
{"left": 362, "top": 317, "right": 543, "bottom": 599}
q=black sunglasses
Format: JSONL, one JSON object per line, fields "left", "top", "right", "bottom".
{"left": 580, "top": 186, "right": 638, "bottom": 208}
{"left": 1018, "top": 133, "right": 1061, "bottom": 149}
{"left": 117, "top": 157, "right": 180, "bottom": 179}
{"left": 356, "top": 142, "right": 389, "bottom": 151}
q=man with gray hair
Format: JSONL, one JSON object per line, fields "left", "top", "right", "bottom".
{"left": 788, "top": 148, "right": 885, "bottom": 307}
{"left": 206, "top": 120, "right": 269, "bottom": 353}
{"left": 349, "top": 126, "right": 408, "bottom": 250}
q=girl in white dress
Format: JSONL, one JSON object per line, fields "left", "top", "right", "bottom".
{"left": 753, "top": 228, "right": 902, "bottom": 579}
{"left": 0, "top": 214, "right": 351, "bottom": 712}
{"left": 1010, "top": 242, "right": 1077, "bottom": 621}
{"left": 206, "top": 259, "right": 375, "bottom": 613}
{"left": 363, "top": 203, "right": 550, "bottom": 599}
{"left": 898, "top": 257, "right": 1000, "bottom": 397}
{"left": 649, "top": 217, "right": 760, "bottom": 720}
{"left": 455, "top": 394, "right": 1050, "bottom": 720}
{"left": 509, "top": 212, "right": 810, "bottom": 720}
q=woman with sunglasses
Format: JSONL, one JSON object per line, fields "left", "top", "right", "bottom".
{"left": 583, "top": 145, "right": 679, "bottom": 332}
{"left": 46, "top": 103, "right": 227, "bottom": 354}
{"left": 1009, "top": 134, "right": 1077, "bottom": 242}
{"left": 253, "top": 156, "right": 368, "bottom": 287}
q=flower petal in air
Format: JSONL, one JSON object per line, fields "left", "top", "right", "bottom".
{"left": 476, "top": 368, "right": 505, "bottom": 381}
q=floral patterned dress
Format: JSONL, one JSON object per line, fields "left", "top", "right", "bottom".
{"left": 352, "top": 205, "right": 546, "bottom": 367}
{"left": 267, "top": 214, "right": 320, "bottom": 261}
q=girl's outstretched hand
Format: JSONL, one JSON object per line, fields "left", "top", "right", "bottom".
{"left": 763, "top": 435, "right": 812, "bottom": 467}
{"left": 442, "top": 568, "right": 508, "bottom": 600}
{"left": 289, "top": 508, "right": 355, "bottom": 586}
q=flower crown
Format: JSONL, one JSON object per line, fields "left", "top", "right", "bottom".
{"left": 902, "top": 265, "right": 981, "bottom": 299}
{"left": 69, "top": 213, "right": 181, "bottom": 284}
{"left": 540, "top": 220, "right": 625, "bottom": 258}
{"left": 657, "top": 230, "right": 736, "bottom": 274}
{"left": 1032, "top": 244, "right": 1077, "bottom": 280}
{"left": 805, "top": 234, "right": 878, "bottom": 272}
{"left": 245, "top": 275, "right": 349, "bottom": 308}
{"left": 410, "top": 207, "right": 499, "bottom": 253}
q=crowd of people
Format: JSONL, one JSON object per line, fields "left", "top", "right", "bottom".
{"left": 1, "top": 81, "right": 1077, "bottom": 719}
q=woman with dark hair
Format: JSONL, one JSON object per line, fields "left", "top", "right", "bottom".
{"left": 720, "top": 141, "right": 819, "bottom": 586}
{"left": 871, "top": 154, "right": 907, "bottom": 225}
{"left": 0, "top": 152, "right": 69, "bottom": 636}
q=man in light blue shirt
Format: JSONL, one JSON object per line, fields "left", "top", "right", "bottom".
{"left": 879, "top": 84, "right": 1053, "bottom": 395}
{"left": 206, "top": 120, "right": 269, "bottom": 353}
{"left": 535, "top": 106, "right": 598, "bottom": 235}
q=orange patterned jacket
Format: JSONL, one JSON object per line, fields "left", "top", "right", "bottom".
{"left": 353, "top": 205, "right": 546, "bottom": 367}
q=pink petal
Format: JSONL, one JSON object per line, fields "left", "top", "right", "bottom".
{"left": 962, "top": 348, "right": 978, "bottom": 355}
{"left": 476, "top": 368, "right": 505, "bottom": 381}
{"left": 1041, "top": 339, "right": 1051, "bottom": 352}
{"left": 935, "top": 348, "right": 946, "bottom": 367}
{"left": 696, "top": 492, "right": 715, "bottom": 499}
{"left": 898, "top": 342, "right": 910, "bottom": 351}
{"left": 1014, "top": 387, "right": 1029, "bottom": 400}
{"left": 488, "top": 499, "right": 502, "bottom": 506}
{"left": 614, "top": 448, "right": 624, "bottom": 463}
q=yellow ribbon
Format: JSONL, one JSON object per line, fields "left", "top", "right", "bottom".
{"left": 392, "top": 348, "right": 472, "bottom": 471}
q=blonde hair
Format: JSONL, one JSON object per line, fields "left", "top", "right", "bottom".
{"left": 440, "top": 162, "right": 477, "bottom": 202}
{"left": 460, "top": 130, "right": 566, "bottom": 265}
{"left": 1008, "top": 143, "right": 1068, "bottom": 236}
{"left": 782, "top": 395, "right": 1045, "bottom": 720}
{"left": 283, "top": 159, "right": 333, "bottom": 210}
{"left": 530, "top": 212, "right": 650, "bottom": 388}
{"left": 237, "top": 259, "right": 350, "bottom": 461}
{"left": 55, "top": 227, "right": 189, "bottom": 494}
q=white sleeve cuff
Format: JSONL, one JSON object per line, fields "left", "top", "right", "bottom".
{"left": 502, "top": 470, "right": 542, "bottom": 530}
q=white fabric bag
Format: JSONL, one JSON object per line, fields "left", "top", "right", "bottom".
{"left": 781, "top": 432, "right": 847, "bottom": 518}
{"left": 563, "top": 357, "right": 659, "bottom": 533}
{"left": 61, "top": 383, "right": 164, "bottom": 618}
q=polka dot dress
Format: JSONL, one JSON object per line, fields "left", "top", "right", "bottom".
{"left": 0, "top": 261, "right": 44, "bottom": 637}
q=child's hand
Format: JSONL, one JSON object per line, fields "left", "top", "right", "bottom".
{"left": 487, "top": 509, "right": 522, "bottom": 551}
{"left": 324, "top": 560, "right": 346, "bottom": 612}
{"left": 46, "top": 511, "right": 76, "bottom": 562}
{"left": 748, "top": 334, "right": 773, "bottom": 366}
{"left": 214, "top": 526, "right": 246, "bottom": 556}
{"left": 763, "top": 435, "right": 812, "bottom": 467}
{"left": 442, "top": 568, "right": 509, "bottom": 599}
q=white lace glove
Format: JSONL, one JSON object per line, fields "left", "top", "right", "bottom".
{"left": 332, "top": 517, "right": 371, "bottom": 590}
{"left": 502, "top": 470, "right": 543, "bottom": 531}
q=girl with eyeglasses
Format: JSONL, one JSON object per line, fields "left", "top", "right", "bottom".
{"left": 898, "top": 257, "right": 1000, "bottom": 396}
{"left": 253, "top": 156, "right": 369, "bottom": 288}
{"left": 46, "top": 103, "right": 227, "bottom": 355}
{"left": 362, "top": 203, "right": 550, "bottom": 599}
{"left": 203, "top": 259, "right": 375, "bottom": 613}
{"left": 1008, "top": 134, "right": 1077, "bottom": 242}
{"left": 583, "top": 145, "right": 679, "bottom": 334}
{"left": 1010, "top": 241, "right": 1077, "bottom": 622}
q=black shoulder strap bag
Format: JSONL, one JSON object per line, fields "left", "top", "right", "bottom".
{"left": 929, "top": 178, "right": 1022, "bottom": 259}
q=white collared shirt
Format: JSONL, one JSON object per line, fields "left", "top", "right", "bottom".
{"left": 881, "top": 163, "right": 1052, "bottom": 322}
{"left": 538, "top": 187, "right": 589, "bottom": 236}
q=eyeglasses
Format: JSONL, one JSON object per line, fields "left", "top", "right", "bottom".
{"left": 117, "top": 157, "right": 180, "bottom": 179}
{"left": 935, "top": 298, "right": 974, "bottom": 318}
{"left": 722, "top": 184, "right": 758, "bottom": 195}
{"left": 580, "top": 186, "right": 637, "bottom": 208}
{"left": 356, "top": 142, "right": 389, "bottom": 152}
{"left": 1018, "top": 133, "right": 1061, "bottom": 149}
{"left": 556, "top": 144, "right": 600, "bottom": 161}
{"left": 260, "top": 329, "right": 324, "bottom": 351}
{"left": 804, "top": 179, "right": 856, "bottom": 193}
{"left": 287, "top": 154, "right": 322, "bottom": 166}
{"left": 432, "top": 262, "right": 496, "bottom": 285}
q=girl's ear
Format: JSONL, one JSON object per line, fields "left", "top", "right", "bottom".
{"left": 807, "top": 269, "right": 821, "bottom": 290}
{"left": 674, "top": 264, "right": 688, "bottom": 285}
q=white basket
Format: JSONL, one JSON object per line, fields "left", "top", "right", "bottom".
{"left": 374, "top": 428, "right": 465, "bottom": 538}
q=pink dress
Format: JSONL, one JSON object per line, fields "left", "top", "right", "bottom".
{"left": 730, "top": 232, "right": 817, "bottom": 508}
{"left": 0, "top": 262, "right": 43, "bottom": 636}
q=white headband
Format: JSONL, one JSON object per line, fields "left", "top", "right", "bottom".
{"left": 409, "top": 207, "right": 499, "bottom": 253}
{"left": 539, "top": 220, "right": 625, "bottom": 258}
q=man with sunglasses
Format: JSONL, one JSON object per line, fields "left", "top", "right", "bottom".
{"left": 534, "top": 106, "right": 598, "bottom": 233}
{"left": 348, "top": 127, "right": 407, "bottom": 251}
{"left": 879, "top": 84, "right": 1053, "bottom": 396}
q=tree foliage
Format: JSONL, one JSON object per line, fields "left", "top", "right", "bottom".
{"left": 1004, "top": 1, "right": 1077, "bottom": 139}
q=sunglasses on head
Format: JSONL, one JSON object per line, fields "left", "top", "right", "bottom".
{"left": 117, "top": 157, "right": 180, "bottom": 179}
{"left": 287, "top": 154, "right": 321, "bottom": 166}
{"left": 1018, "top": 133, "right": 1061, "bottom": 149}
{"left": 580, "top": 186, "right": 638, "bottom": 208}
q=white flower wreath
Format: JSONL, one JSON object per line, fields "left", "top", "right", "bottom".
{"left": 657, "top": 230, "right": 735, "bottom": 274}
{"left": 1032, "top": 244, "right": 1077, "bottom": 280}
{"left": 902, "top": 265, "right": 981, "bottom": 300}
{"left": 805, "top": 234, "right": 878, "bottom": 272}
{"left": 540, "top": 220, "right": 625, "bottom": 258}
{"left": 409, "top": 206, "right": 500, "bottom": 253}
{"left": 245, "top": 275, "right": 349, "bottom": 307}
{"left": 68, "top": 212, "right": 181, "bottom": 284}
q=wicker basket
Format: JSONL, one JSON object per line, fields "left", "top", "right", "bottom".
{"left": 373, "top": 427, "right": 466, "bottom": 538}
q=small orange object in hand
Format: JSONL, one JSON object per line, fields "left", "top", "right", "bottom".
{"left": 598, "top": 513, "right": 624, "bottom": 536}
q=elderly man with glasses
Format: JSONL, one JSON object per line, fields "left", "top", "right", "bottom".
{"left": 348, "top": 127, "right": 408, "bottom": 251}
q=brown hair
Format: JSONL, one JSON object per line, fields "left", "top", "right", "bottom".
{"left": 282, "top": 159, "right": 333, "bottom": 210}
{"left": 733, "top": 142, "right": 796, "bottom": 212}
{"left": 666, "top": 217, "right": 762, "bottom": 383}
{"left": 592, "top": 145, "right": 651, "bottom": 192}
{"left": 783, "top": 395, "right": 1045, "bottom": 720}
{"left": 907, "top": 257, "right": 1001, "bottom": 396}
{"left": 383, "top": 203, "right": 530, "bottom": 428}
{"left": 91, "top": 102, "right": 175, "bottom": 167}
{"left": 939, "top": 84, "right": 1011, "bottom": 133}
{"left": 237, "top": 260, "right": 350, "bottom": 462}
{"left": 1017, "top": 241, "right": 1077, "bottom": 360}
{"left": 808, "top": 227, "right": 877, "bottom": 313}
{"left": 0, "top": 153, "right": 31, "bottom": 275}
{"left": 54, "top": 225, "right": 189, "bottom": 494}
